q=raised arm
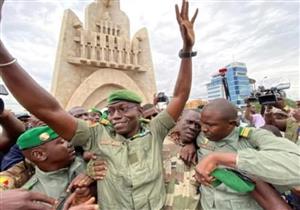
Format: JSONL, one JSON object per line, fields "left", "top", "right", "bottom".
{"left": 0, "top": 0, "right": 76, "bottom": 140}
{"left": 166, "top": 0, "right": 198, "bottom": 121}
{"left": 0, "top": 104, "right": 25, "bottom": 151}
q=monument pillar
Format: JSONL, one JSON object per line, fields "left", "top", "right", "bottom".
{"left": 51, "top": 0, "right": 157, "bottom": 110}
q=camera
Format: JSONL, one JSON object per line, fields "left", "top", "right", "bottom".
{"left": 157, "top": 92, "right": 169, "bottom": 103}
{"left": 245, "top": 82, "right": 290, "bottom": 105}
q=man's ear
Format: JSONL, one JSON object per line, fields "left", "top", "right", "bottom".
{"left": 31, "top": 148, "right": 47, "bottom": 162}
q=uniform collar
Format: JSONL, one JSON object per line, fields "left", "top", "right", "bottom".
{"left": 129, "top": 125, "right": 150, "bottom": 141}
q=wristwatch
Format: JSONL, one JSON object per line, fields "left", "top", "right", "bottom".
{"left": 179, "top": 50, "right": 197, "bottom": 58}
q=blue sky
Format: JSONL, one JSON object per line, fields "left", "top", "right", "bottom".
{"left": 1, "top": 0, "right": 299, "bottom": 111}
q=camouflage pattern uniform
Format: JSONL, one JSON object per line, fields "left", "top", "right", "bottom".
{"left": 163, "top": 131, "right": 201, "bottom": 210}
{"left": 284, "top": 117, "right": 299, "bottom": 143}
{"left": 0, "top": 160, "right": 34, "bottom": 191}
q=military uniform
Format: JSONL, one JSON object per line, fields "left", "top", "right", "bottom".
{"left": 163, "top": 133, "right": 201, "bottom": 210}
{"left": 285, "top": 117, "right": 299, "bottom": 143}
{"left": 72, "top": 110, "right": 175, "bottom": 210}
{"left": 197, "top": 127, "right": 300, "bottom": 210}
{"left": 22, "top": 157, "right": 86, "bottom": 199}
{"left": 16, "top": 125, "right": 87, "bottom": 206}
{"left": 0, "top": 160, "right": 34, "bottom": 191}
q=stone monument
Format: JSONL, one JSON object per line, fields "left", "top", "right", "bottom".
{"left": 51, "top": 0, "right": 157, "bottom": 110}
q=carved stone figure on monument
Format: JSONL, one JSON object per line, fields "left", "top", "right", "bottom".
{"left": 124, "top": 39, "right": 132, "bottom": 69}
{"left": 102, "top": 11, "right": 111, "bottom": 34}
{"left": 90, "top": 31, "right": 98, "bottom": 63}
{"left": 108, "top": 34, "right": 116, "bottom": 66}
{"left": 99, "top": 33, "right": 107, "bottom": 64}
{"left": 73, "top": 23, "right": 82, "bottom": 58}
{"left": 116, "top": 36, "right": 124, "bottom": 67}
{"left": 80, "top": 29, "right": 88, "bottom": 62}
{"left": 132, "top": 36, "right": 142, "bottom": 68}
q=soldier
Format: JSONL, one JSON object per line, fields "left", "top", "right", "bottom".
{"left": 0, "top": 0, "right": 198, "bottom": 209}
{"left": 195, "top": 98, "right": 300, "bottom": 210}
{"left": 265, "top": 107, "right": 300, "bottom": 143}
{"left": 68, "top": 106, "right": 90, "bottom": 121}
{"left": 142, "top": 103, "right": 159, "bottom": 120}
{"left": 163, "top": 109, "right": 202, "bottom": 210}
{"left": 16, "top": 125, "right": 97, "bottom": 209}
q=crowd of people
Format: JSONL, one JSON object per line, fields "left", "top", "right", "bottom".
{"left": 0, "top": 0, "right": 300, "bottom": 210}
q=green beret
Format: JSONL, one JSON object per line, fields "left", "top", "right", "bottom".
{"left": 17, "top": 126, "right": 59, "bottom": 150}
{"left": 107, "top": 89, "right": 142, "bottom": 105}
{"left": 211, "top": 168, "right": 255, "bottom": 193}
{"left": 88, "top": 108, "right": 102, "bottom": 116}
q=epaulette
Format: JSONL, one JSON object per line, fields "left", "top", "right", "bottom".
{"left": 239, "top": 127, "right": 252, "bottom": 139}
{"left": 100, "top": 118, "right": 110, "bottom": 126}
{"left": 22, "top": 176, "right": 38, "bottom": 190}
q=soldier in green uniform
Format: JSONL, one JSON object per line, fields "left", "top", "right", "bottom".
{"left": 0, "top": 0, "right": 198, "bottom": 209}
{"left": 265, "top": 107, "right": 300, "bottom": 143}
{"left": 195, "top": 98, "right": 300, "bottom": 210}
{"left": 16, "top": 125, "right": 95, "bottom": 209}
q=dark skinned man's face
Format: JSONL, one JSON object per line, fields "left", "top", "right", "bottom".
{"left": 177, "top": 111, "right": 201, "bottom": 144}
{"left": 42, "top": 137, "right": 75, "bottom": 167}
{"left": 143, "top": 107, "right": 158, "bottom": 120}
{"left": 200, "top": 109, "right": 235, "bottom": 141}
{"left": 107, "top": 101, "right": 141, "bottom": 138}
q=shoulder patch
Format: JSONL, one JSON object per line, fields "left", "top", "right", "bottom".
{"left": 239, "top": 127, "right": 252, "bottom": 138}
{"left": 100, "top": 119, "right": 110, "bottom": 126}
{"left": 0, "top": 175, "right": 14, "bottom": 191}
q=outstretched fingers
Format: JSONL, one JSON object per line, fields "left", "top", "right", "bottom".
{"left": 191, "top": 8, "right": 198, "bottom": 24}
{"left": 175, "top": 4, "right": 182, "bottom": 24}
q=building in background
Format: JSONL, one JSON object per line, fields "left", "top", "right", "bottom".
{"left": 206, "top": 62, "right": 251, "bottom": 107}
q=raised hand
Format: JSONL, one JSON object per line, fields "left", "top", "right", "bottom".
{"left": 175, "top": 0, "right": 198, "bottom": 51}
